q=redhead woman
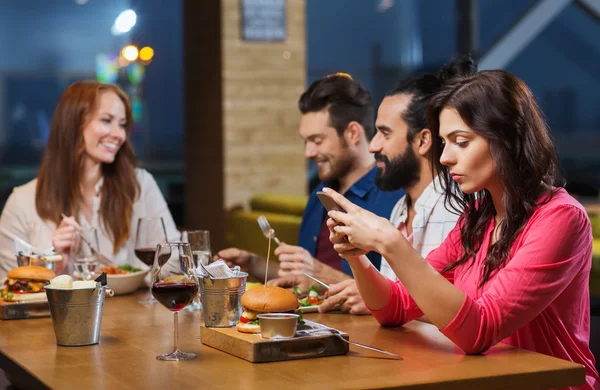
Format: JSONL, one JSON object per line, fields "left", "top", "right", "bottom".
{"left": 322, "top": 67, "right": 599, "bottom": 389}
{"left": 0, "top": 81, "right": 179, "bottom": 280}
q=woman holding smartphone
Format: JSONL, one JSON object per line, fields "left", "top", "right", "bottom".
{"left": 322, "top": 67, "right": 598, "bottom": 389}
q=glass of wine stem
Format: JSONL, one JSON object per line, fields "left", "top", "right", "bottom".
{"left": 151, "top": 241, "right": 199, "bottom": 361}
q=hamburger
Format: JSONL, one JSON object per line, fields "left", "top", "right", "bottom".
{"left": 236, "top": 285, "right": 299, "bottom": 334}
{"left": 1, "top": 266, "right": 56, "bottom": 302}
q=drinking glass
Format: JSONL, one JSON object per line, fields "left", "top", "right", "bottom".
{"left": 72, "top": 227, "right": 100, "bottom": 281}
{"left": 135, "top": 217, "right": 168, "bottom": 304}
{"left": 151, "top": 242, "right": 198, "bottom": 361}
{"left": 181, "top": 230, "right": 211, "bottom": 311}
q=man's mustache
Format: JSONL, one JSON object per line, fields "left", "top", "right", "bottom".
{"left": 374, "top": 153, "right": 389, "bottom": 164}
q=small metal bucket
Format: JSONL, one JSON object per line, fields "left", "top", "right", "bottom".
{"left": 200, "top": 272, "right": 247, "bottom": 327}
{"left": 45, "top": 285, "right": 107, "bottom": 346}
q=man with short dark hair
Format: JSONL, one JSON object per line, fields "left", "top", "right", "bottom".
{"left": 218, "top": 73, "right": 404, "bottom": 284}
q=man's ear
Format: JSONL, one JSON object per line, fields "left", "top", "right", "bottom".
{"left": 416, "top": 128, "right": 433, "bottom": 157}
{"left": 344, "top": 121, "right": 364, "bottom": 145}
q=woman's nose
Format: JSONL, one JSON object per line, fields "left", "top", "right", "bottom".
{"left": 439, "top": 144, "right": 454, "bottom": 167}
{"left": 110, "top": 123, "right": 126, "bottom": 139}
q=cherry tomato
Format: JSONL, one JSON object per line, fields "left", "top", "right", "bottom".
{"left": 307, "top": 296, "right": 320, "bottom": 305}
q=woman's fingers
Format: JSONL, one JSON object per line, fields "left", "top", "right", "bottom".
{"left": 328, "top": 210, "right": 351, "bottom": 225}
{"left": 333, "top": 225, "right": 351, "bottom": 235}
{"left": 53, "top": 220, "right": 81, "bottom": 255}
{"left": 60, "top": 215, "right": 82, "bottom": 230}
{"left": 322, "top": 187, "right": 359, "bottom": 212}
{"left": 333, "top": 241, "right": 364, "bottom": 254}
{"left": 326, "top": 217, "right": 341, "bottom": 230}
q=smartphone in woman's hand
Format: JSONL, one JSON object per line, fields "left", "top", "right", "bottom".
{"left": 316, "top": 191, "right": 344, "bottom": 213}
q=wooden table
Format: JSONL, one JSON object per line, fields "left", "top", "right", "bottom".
{"left": 0, "top": 291, "right": 585, "bottom": 389}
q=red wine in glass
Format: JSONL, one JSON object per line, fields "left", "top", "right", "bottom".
{"left": 152, "top": 242, "right": 198, "bottom": 361}
{"left": 152, "top": 282, "right": 198, "bottom": 312}
{"left": 135, "top": 248, "right": 157, "bottom": 267}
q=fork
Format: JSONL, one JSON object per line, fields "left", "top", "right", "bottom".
{"left": 299, "top": 328, "right": 403, "bottom": 360}
{"left": 302, "top": 272, "right": 330, "bottom": 290}
{"left": 60, "top": 214, "right": 114, "bottom": 266}
{"left": 257, "top": 215, "right": 281, "bottom": 246}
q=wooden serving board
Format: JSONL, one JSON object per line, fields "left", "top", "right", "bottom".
{"left": 0, "top": 299, "right": 50, "bottom": 320}
{"left": 200, "top": 323, "right": 349, "bottom": 363}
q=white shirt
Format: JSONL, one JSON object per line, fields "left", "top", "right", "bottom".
{"left": 380, "top": 177, "right": 460, "bottom": 280}
{"left": 0, "top": 168, "right": 180, "bottom": 281}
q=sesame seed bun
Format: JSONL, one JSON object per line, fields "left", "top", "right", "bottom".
{"left": 240, "top": 285, "right": 299, "bottom": 313}
{"left": 7, "top": 266, "right": 56, "bottom": 281}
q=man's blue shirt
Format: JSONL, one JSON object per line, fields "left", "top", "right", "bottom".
{"left": 297, "top": 167, "right": 405, "bottom": 276}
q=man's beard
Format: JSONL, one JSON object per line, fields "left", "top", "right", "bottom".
{"left": 317, "top": 152, "right": 354, "bottom": 183}
{"left": 315, "top": 137, "right": 354, "bottom": 183}
{"left": 374, "top": 146, "right": 420, "bottom": 191}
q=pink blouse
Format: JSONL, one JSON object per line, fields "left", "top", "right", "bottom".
{"left": 370, "top": 189, "right": 599, "bottom": 389}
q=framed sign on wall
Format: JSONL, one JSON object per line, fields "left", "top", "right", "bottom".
{"left": 241, "top": 0, "right": 286, "bottom": 42}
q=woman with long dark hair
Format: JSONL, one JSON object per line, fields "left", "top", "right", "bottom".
{"left": 321, "top": 65, "right": 598, "bottom": 388}
{"left": 0, "top": 81, "right": 179, "bottom": 279}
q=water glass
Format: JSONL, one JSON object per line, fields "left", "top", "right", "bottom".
{"left": 181, "top": 230, "right": 211, "bottom": 311}
{"left": 73, "top": 227, "right": 100, "bottom": 281}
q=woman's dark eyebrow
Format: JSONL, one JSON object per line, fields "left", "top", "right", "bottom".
{"left": 442, "top": 129, "right": 470, "bottom": 139}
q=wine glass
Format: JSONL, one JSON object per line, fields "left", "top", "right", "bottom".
{"left": 151, "top": 242, "right": 198, "bottom": 361}
{"left": 72, "top": 227, "right": 100, "bottom": 281}
{"left": 135, "top": 217, "right": 168, "bottom": 304}
{"left": 181, "top": 230, "right": 211, "bottom": 311}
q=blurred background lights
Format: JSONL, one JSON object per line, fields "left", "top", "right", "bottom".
{"left": 113, "top": 9, "right": 137, "bottom": 35}
{"left": 75, "top": 0, "right": 88, "bottom": 4}
{"left": 139, "top": 46, "right": 154, "bottom": 61}
{"left": 121, "top": 45, "right": 139, "bottom": 61}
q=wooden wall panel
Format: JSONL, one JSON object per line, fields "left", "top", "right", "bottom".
{"left": 184, "top": 0, "right": 306, "bottom": 249}
{"left": 183, "top": 0, "right": 225, "bottom": 249}
{"left": 221, "top": 0, "right": 306, "bottom": 208}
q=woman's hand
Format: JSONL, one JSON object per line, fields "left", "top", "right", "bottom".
{"left": 322, "top": 188, "right": 398, "bottom": 256}
{"left": 319, "top": 279, "right": 370, "bottom": 315}
{"left": 326, "top": 217, "right": 369, "bottom": 258}
{"left": 52, "top": 216, "right": 81, "bottom": 268}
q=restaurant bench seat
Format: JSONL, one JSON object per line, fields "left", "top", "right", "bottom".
{"left": 225, "top": 193, "right": 307, "bottom": 281}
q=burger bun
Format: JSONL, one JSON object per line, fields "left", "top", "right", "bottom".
{"left": 2, "top": 292, "right": 47, "bottom": 302}
{"left": 236, "top": 321, "right": 261, "bottom": 334}
{"left": 7, "top": 265, "right": 56, "bottom": 281}
{"left": 240, "top": 285, "right": 299, "bottom": 313}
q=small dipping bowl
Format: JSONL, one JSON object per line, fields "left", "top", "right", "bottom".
{"left": 17, "top": 252, "right": 56, "bottom": 272}
{"left": 257, "top": 313, "right": 299, "bottom": 339}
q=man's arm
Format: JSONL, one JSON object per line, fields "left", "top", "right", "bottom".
{"left": 275, "top": 243, "right": 352, "bottom": 284}
{"left": 218, "top": 248, "right": 279, "bottom": 280}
